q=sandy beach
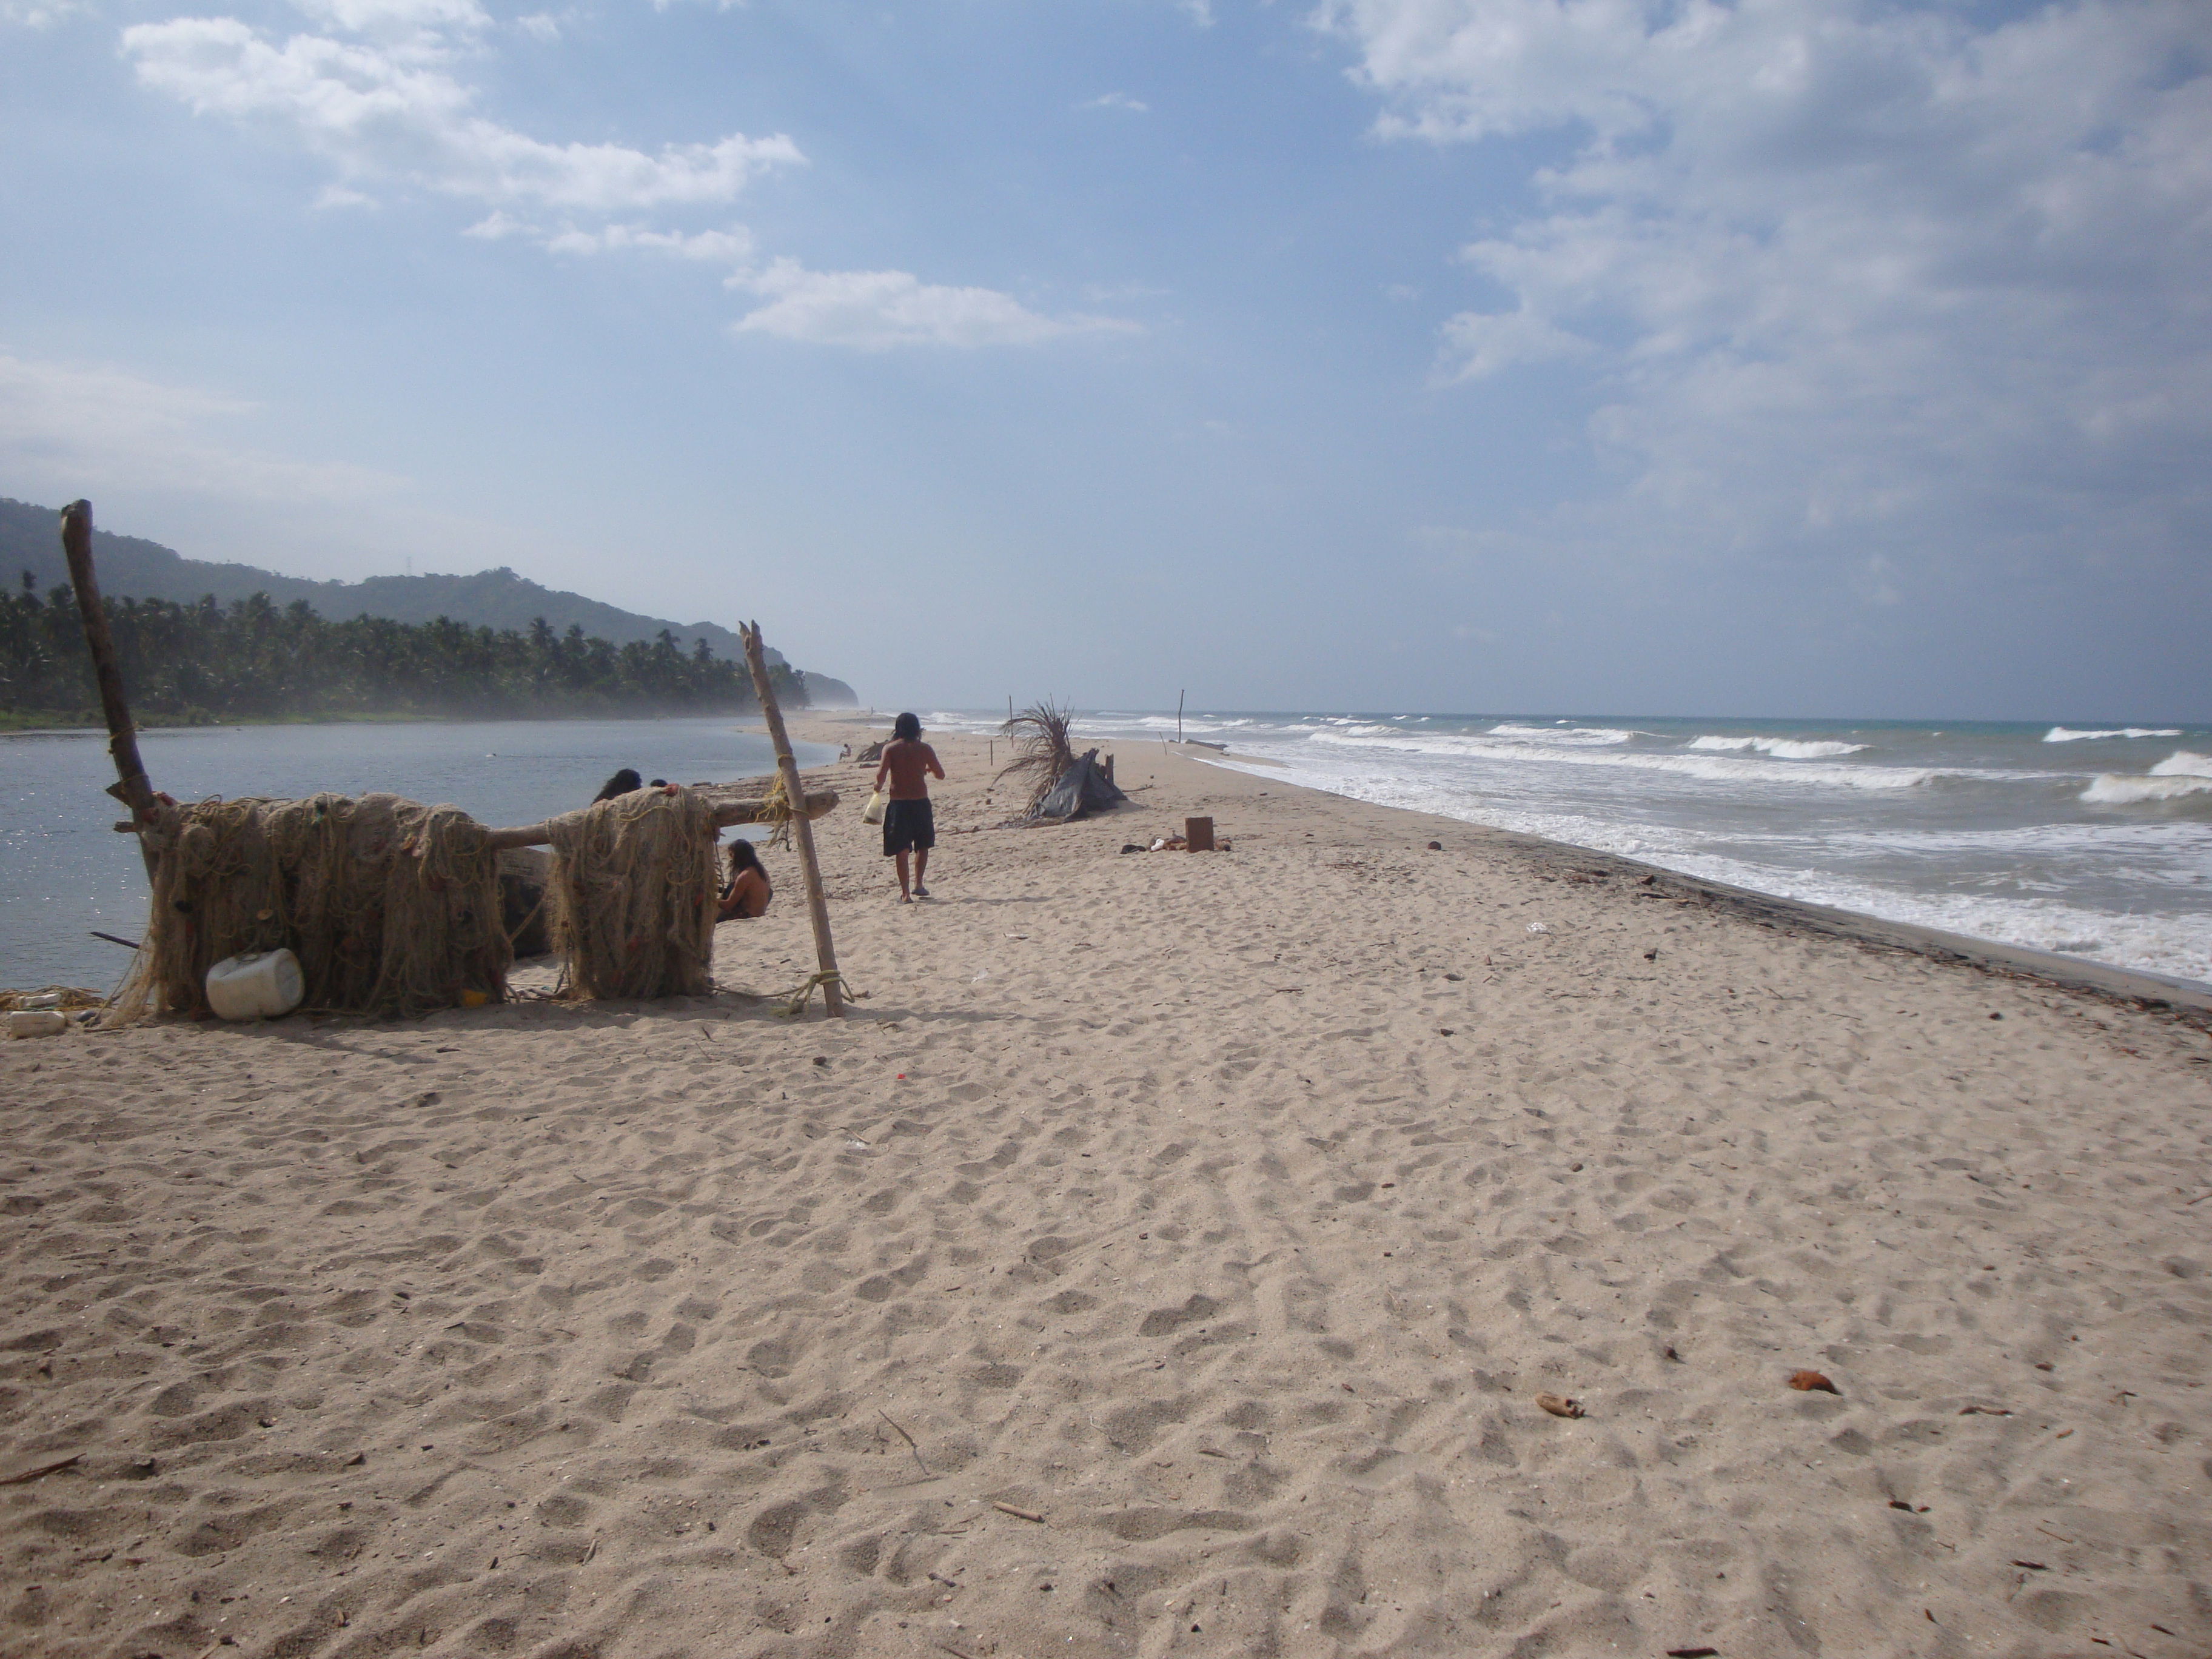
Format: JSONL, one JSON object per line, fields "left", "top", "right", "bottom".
{"left": 4, "top": 719, "right": 2210, "bottom": 1659}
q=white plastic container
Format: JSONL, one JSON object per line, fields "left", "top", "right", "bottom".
{"left": 205, "top": 949, "right": 305, "bottom": 1021}
{"left": 5, "top": 1010, "right": 67, "bottom": 1039}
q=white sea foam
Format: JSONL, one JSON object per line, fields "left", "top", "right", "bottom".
{"left": 2082, "top": 773, "right": 2212, "bottom": 805}
{"left": 1687, "top": 735, "right": 1868, "bottom": 759}
{"left": 2044, "top": 726, "right": 2183, "bottom": 742}
{"left": 2151, "top": 751, "right": 2212, "bottom": 777}
{"left": 1487, "top": 723, "right": 1635, "bottom": 745}
{"left": 2074, "top": 751, "right": 2212, "bottom": 805}
{"left": 1197, "top": 749, "right": 2212, "bottom": 983}
{"left": 1309, "top": 729, "right": 1946, "bottom": 790}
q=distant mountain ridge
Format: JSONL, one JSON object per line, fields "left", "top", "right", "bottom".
{"left": 0, "top": 497, "right": 857, "bottom": 706}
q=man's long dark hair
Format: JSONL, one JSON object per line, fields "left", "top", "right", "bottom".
{"left": 726, "top": 838, "right": 765, "bottom": 880}
{"left": 893, "top": 711, "right": 922, "bottom": 741}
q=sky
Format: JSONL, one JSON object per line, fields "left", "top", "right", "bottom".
{"left": 1, "top": 0, "right": 2207, "bottom": 719}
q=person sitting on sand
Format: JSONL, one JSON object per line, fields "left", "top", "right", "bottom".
{"left": 717, "top": 838, "right": 773, "bottom": 921}
{"left": 874, "top": 711, "right": 945, "bottom": 902}
{"left": 593, "top": 768, "right": 643, "bottom": 802}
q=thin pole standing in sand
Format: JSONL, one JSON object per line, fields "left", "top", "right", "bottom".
{"left": 60, "top": 501, "right": 160, "bottom": 880}
{"left": 1178, "top": 688, "right": 1184, "bottom": 745}
{"left": 739, "top": 622, "right": 845, "bottom": 1017}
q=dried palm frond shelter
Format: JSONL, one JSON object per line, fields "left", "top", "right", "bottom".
{"left": 57, "top": 502, "right": 847, "bottom": 1022}
{"left": 108, "top": 793, "right": 509, "bottom": 1022}
{"left": 997, "top": 700, "right": 1077, "bottom": 814}
{"left": 546, "top": 786, "right": 720, "bottom": 1000}
{"left": 996, "top": 700, "right": 1128, "bottom": 822}
{"left": 104, "top": 780, "right": 838, "bottom": 1022}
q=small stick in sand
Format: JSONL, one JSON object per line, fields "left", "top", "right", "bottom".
{"left": 991, "top": 1501, "right": 1046, "bottom": 1523}
{"left": 879, "top": 1409, "right": 931, "bottom": 1478}
{"left": 1535, "top": 1393, "right": 1583, "bottom": 1419}
{"left": 0, "top": 1453, "right": 82, "bottom": 1485}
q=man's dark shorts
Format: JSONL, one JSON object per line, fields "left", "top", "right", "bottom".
{"left": 882, "top": 798, "right": 935, "bottom": 856}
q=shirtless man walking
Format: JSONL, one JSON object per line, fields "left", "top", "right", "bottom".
{"left": 874, "top": 712, "right": 946, "bottom": 902}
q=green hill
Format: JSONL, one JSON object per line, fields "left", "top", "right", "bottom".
{"left": 0, "top": 497, "right": 857, "bottom": 706}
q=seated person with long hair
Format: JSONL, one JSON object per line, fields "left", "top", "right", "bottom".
{"left": 717, "top": 837, "right": 773, "bottom": 921}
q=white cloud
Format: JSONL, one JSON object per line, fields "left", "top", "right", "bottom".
{"left": 513, "top": 9, "right": 559, "bottom": 39}
{"left": 1, "top": 0, "right": 82, "bottom": 25}
{"left": 120, "top": 2, "right": 1130, "bottom": 355}
{"left": 1437, "top": 301, "right": 1588, "bottom": 378}
{"left": 729, "top": 260, "right": 1136, "bottom": 350}
{"left": 1081, "top": 92, "right": 1150, "bottom": 113}
{"left": 545, "top": 222, "right": 754, "bottom": 261}
{"left": 461, "top": 208, "right": 527, "bottom": 238}
{"left": 0, "top": 350, "right": 401, "bottom": 505}
{"left": 123, "top": 12, "right": 802, "bottom": 213}
{"left": 1319, "top": 0, "right": 2212, "bottom": 571}
{"left": 292, "top": 0, "right": 489, "bottom": 39}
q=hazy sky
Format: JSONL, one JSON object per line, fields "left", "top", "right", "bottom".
{"left": 2, "top": 0, "right": 2206, "bottom": 718}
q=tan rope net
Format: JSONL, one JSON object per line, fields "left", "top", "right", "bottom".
{"left": 106, "top": 793, "right": 511, "bottom": 1023}
{"left": 546, "top": 787, "right": 721, "bottom": 1000}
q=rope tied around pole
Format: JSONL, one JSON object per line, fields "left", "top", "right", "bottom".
{"left": 754, "top": 768, "right": 796, "bottom": 850}
{"left": 774, "top": 968, "right": 865, "bottom": 1019}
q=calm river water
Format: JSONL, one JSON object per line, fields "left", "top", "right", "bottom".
{"left": 0, "top": 717, "right": 830, "bottom": 991}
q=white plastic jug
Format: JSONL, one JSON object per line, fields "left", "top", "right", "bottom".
{"left": 5, "top": 1010, "right": 67, "bottom": 1039}
{"left": 206, "top": 949, "right": 305, "bottom": 1020}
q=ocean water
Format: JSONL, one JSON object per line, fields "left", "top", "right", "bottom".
{"left": 934, "top": 710, "right": 2212, "bottom": 987}
{"left": 0, "top": 718, "right": 831, "bottom": 993}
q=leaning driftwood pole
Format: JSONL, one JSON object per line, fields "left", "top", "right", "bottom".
{"left": 480, "top": 781, "right": 839, "bottom": 851}
{"left": 739, "top": 623, "right": 845, "bottom": 1017}
{"left": 61, "top": 501, "right": 160, "bottom": 880}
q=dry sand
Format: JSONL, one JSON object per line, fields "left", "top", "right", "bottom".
{"left": 4, "top": 719, "right": 2210, "bottom": 1659}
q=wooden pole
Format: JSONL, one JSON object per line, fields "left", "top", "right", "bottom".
{"left": 739, "top": 622, "right": 845, "bottom": 1017}
{"left": 1177, "top": 688, "right": 1185, "bottom": 745}
{"left": 480, "top": 783, "right": 838, "bottom": 852}
{"left": 61, "top": 501, "right": 159, "bottom": 880}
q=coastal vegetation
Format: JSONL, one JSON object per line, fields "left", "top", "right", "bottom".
{"left": 0, "top": 574, "right": 806, "bottom": 727}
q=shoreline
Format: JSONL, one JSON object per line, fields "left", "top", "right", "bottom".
{"left": 803, "top": 711, "right": 2212, "bottom": 1022}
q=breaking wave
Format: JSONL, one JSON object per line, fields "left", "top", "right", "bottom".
{"left": 1486, "top": 723, "right": 1637, "bottom": 746}
{"left": 1307, "top": 728, "right": 1949, "bottom": 790}
{"left": 2079, "top": 774, "right": 2212, "bottom": 805}
{"left": 1687, "top": 734, "right": 1868, "bottom": 759}
{"left": 2080, "top": 752, "right": 2212, "bottom": 805}
{"left": 2045, "top": 726, "right": 2182, "bottom": 742}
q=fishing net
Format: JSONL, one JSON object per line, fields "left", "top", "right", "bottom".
{"left": 1, "top": 986, "right": 106, "bottom": 1013}
{"left": 105, "top": 793, "right": 511, "bottom": 1024}
{"left": 546, "top": 787, "right": 721, "bottom": 1000}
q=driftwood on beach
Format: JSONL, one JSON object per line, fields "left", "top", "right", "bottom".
{"left": 480, "top": 779, "right": 840, "bottom": 851}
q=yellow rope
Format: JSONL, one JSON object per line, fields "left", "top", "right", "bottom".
{"left": 774, "top": 968, "right": 864, "bottom": 1018}
{"left": 757, "top": 769, "right": 796, "bottom": 850}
